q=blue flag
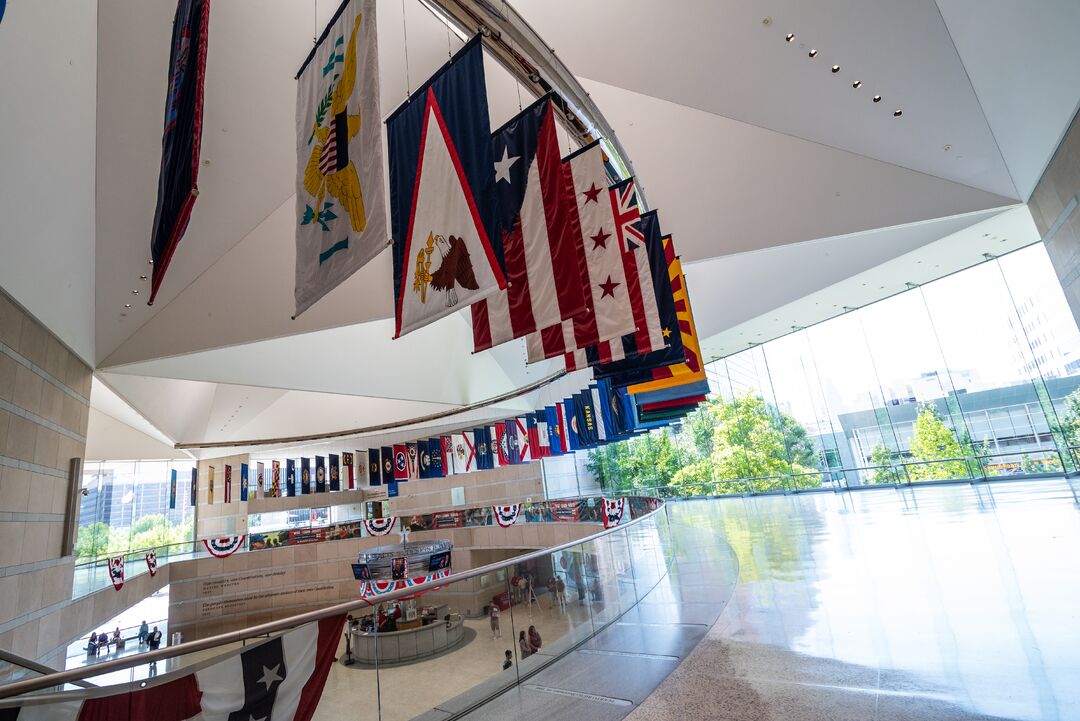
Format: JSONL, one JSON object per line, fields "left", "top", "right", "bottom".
{"left": 381, "top": 446, "right": 395, "bottom": 485}
{"left": 386, "top": 36, "right": 506, "bottom": 337}
{"left": 428, "top": 439, "right": 444, "bottom": 478}
{"left": 545, "top": 405, "right": 564, "bottom": 456}
{"left": 240, "top": 463, "right": 249, "bottom": 502}
{"left": 419, "top": 441, "right": 432, "bottom": 479}
{"left": 301, "top": 458, "right": 311, "bottom": 494}
{"left": 504, "top": 419, "right": 521, "bottom": 464}
{"left": 285, "top": 459, "right": 296, "bottom": 497}
{"left": 315, "top": 455, "right": 326, "bottom": 492}
{"left": 563, "top": 399, "right": 580, "bottom": 451}
{"left": 190, "top": 467, "right": 197, "bottom": 507}
{"left": 169, "top": 469, "right": 177, "bottom": 509}
{"left": 368, "top": 448, "right": 381, "bottom": 487}
{"left": 474, "top": 427, "right": 493, "bottom": 470}
{"left": 329, "top": 453, "right": 340, "bottom": 491}
{"left": 149, "top": 0, "right": 210, "bottom": 305}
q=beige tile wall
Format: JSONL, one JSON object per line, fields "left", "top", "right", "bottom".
{"left": 1029, "top": 108, "right": 1080, "bottom": 327}
{"left": 0, "top": 288, "right": 92, "bottom": 664}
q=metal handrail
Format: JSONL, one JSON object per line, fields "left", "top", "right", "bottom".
{"left": 0, "top": 496, "right": 663, "bottom": 698}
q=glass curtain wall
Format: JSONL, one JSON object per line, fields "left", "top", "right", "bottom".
{"left": 588, "top": 243, "right": 1080, "bottom": 495}
{"left": 78, "top": 460, "right": 196, "bottom": 562}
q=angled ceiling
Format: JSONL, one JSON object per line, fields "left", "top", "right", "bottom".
{"left": 3, "top": 0, "right": 1079, "bottom": 456}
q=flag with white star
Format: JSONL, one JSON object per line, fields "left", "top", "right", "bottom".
{"left": 525, "top": 142, "right": 635, "bottom": 361}
{"left": 470, "top": 95, "right": 587, "bottom": 351}
{"left": 0, "top": 617, "right": 345, "bottom": 721}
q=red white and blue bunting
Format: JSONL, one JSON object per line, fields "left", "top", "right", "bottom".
{"left": 145, "top": 550, "right": 158, "bottom": 577}
{"left": 602, "top": 496, "right": 626, "bottom": 529}
{"left": 363, "top": 517, "right": 397, "bottom": 537}
{"left": 109, "top": 556, "right": 125, "bottom": 591}
{"left": 493, "top": 504, "right": 522, "bottom": 528}
{"left": 203, "top": 535, "right": 246, "bottom": 558}
{"left": 359, "top": 567, "right": 451, "bottom": 599}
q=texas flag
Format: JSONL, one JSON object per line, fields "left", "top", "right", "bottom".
{"left": 387, "top": 36, "right": 506, "bottom": 338}
{"left": 0, "top": 617, "right": 344, "bottom": 721}
{"left": 471, "top": 95, "right": 585, "bottom": 351}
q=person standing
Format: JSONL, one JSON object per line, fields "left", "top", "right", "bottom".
{"left": 148, "top": 626, "right": 162, "bottom": 650}
{"left": 556, "top": 576, "right": 567, "bottom": 611}
{"left": 489, "top": 604, "right": 501, "bottom": 639}
{"left": 518, "top": 630, "right": 531, "bottom": 659}
{"left": 138, "top": 620, "right": 149, "bottom": 646}
{"left": 528, "top": 625, "right": 542, "bottom": 653}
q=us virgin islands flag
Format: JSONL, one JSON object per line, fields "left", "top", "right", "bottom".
{"left": 295, "top": 0, "right": 386, "bottom": 317}
{"left": 387, "top": 36, "right": 506, "bottom": 337}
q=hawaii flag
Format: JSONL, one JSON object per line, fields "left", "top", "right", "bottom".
{"left": 471, "top": 95, "right": 585, "bottom": 351}
{"left": 0, "top": 617, "right": 345, "bottom": 721}
{"left": 526, "top": 143, "right": 635, "bottom": 361}
{"left": 295, "top": 0, "right": 386, "bottom": 317}
{"left": 387, "top": 36, "right": 505, "bottom": 338}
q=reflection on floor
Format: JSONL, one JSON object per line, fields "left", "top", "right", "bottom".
{"left": 628, "top": 479, "right": 1080, "bottom": 721}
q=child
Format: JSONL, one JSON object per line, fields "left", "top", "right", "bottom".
{"left": 502, "top": 650, "right": 513, "bottom": 670}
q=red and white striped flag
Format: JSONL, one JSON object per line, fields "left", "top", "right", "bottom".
{"left": 525, "top": 143, "right": 635, "bottom": 362}
{"left": 0, "top": 617, "right": 345, "bottom": 721}
{"left": 471, "top": 97, "right": 585, "bottom": 351}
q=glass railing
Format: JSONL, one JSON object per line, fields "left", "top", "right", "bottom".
{"left": 0, "top": 496, "right": 669, "bottom": 717}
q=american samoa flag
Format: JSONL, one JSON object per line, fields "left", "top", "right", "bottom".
{"left": 0, "top": 617, "right": 346, "bottom": 721}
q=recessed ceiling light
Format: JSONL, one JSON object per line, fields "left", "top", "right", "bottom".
{"left": 831, "top": 65, "right": 840, "bottom": 73}
{"left": 852, "top": 80, "right": 862, "bottom": 88}
{"left": 894, "top": 109, "right": 903, "bottom": 117}
{"left": 124, "top": 303, "right": 131, "bottom": 308}
{"left": 139, "top": 275, "right": 147, "bottom": 281}
{"left": 808, "top": 49, "right": 818, "bottom": 58}
{"left": 131, "top": 289, "right": 139, "bottom": 295}
{"left": 873, "top": 95, "right": 882, "bottom": 103}
{"left": 786, "top": 33, "right": 795, "bottom": 42}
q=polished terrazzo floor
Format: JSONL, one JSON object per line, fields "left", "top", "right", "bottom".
{"left": 314, "top": 479, "right": 1080, "bottom": 721}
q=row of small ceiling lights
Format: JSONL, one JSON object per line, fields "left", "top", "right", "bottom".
{"left": 780, "top": 28, "right": 902, "bottom": 118}
{"left": 120, "top": 260, "right": 152, "bottom": 316}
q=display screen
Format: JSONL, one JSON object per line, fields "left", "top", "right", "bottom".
{"left": 428, "top": 550, "right": 451, "bottom": 571}
{"left": 391, "top": 556, "right": 408, "bottom": 580}
{"left": 351, "top": 563, "right": 372, "bottom": 580}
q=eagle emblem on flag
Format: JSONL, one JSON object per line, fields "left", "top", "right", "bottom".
{"left": 602, "top": 496, "right": 627, "bottom": 529}
{"left": 109, "top": 556, "right": 125, "bottom": 591}
{"left": 145, "top": 550, "right": 158, "bottom": 577}
{"left": 302, "top": 15, "right": 367, "bottom": 236}
{"left": 413, "top": 232, "right": 479, "bottom": 307}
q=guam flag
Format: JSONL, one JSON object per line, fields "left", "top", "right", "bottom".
{"left": 148, "top": 0, "right": 210, "bottom": 305}
{"left": 386, "top": 36, "right": 506, "bottom": 337}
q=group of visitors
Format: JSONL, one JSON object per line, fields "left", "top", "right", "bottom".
{"left": 500, "top": 625, "right": 543, "bottom": 670}
{"left": 85, "top": 621, "right": 161, "bottom": 658}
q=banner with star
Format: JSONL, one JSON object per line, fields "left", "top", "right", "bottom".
{"left": 295, "top": 0, "right": 387, "bottom": 317}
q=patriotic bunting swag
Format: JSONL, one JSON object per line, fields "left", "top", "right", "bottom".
{"left": 203, "top": 535, "right": 246, "bottom": 558}
{"left": 602, "top": 497, "right": 627, "bottom": 529}
{"left": 359, "top": 567, "right": 450, "bottom": 600}
{"left": 146, "top": 550, "right": 158, "bottom": 577}
{"left": 493, "top": 504, "right": 522, "bottom": 528}
{"left": 363, "top": 517, "right": 396, "bottom": 536}
{"left": 109, "top": 556, "right": 125, "bottom": 591}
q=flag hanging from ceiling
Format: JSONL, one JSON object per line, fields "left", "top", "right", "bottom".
{"left": 565, "top": 180, "right": 667, "bottom": 370}
{"left": 516, "top": 417, "right": 532, "bottom": 462}
{"left": 386, "top": 36, "right": 506, "bottom": 338}
{"left": 256, "top": 463, "right": 264, "bottom": 499}
{"left": 224, "top": 464, "right": 232, "bottom": 503}
{"left": 240, "top": 463, "right": 249, "bottom": 502}
{"left": 315, "top": 455, "right": 327, "bottom": 492}
{"left": 272, "top": 460, "right": 282, "bottom": 497}
{"left": 284, "top": 459, "right": 295, "bottom": 497}
{"left": 207, "top": 465, "right": 215, "bottom": 504}
{"left": 406, "top": 442, "right": 419, "bottom": 480}
{"left": 474, "top": 427, "right": 493, "bottom": 470}
{"left": 419, "top": 441, "right": 432, "bottom": 479}
{"left": 301, "top": 458, "right": 311, "bottom": 495}
{"left": 526, "top": 143, "right": 635, "bottom": 361}
{"left": 368, "top": 448, "right": 381, "bottom": 486}
{"left": 623, "top": 236, "right": 707, "bottom": 394}
{"left": 440, "top": 436, "right": 454, "bottom": 475}
{"left": 429, "top": 439, "right": 444, "bottom": 478}
{"left": 148, "top": 0, "right": 210, "bottom": 306}
{"left": 453, "top": 432, "right": 475, "bottom": 473}
{"left": 341, "top": 452, "right": 353, "bottom": 489}
{"left": 329, "top": 453, "right": 340, "bottom": 491}
{"left": 381, "top": 446, "right": 394, "bottom": 485}
{"left": 592, "top": 212, "right": 684, "bottom": 378}
{"left": 470, "top": 95, "right": 586, "bottom": 351}
{"left": 169, "top": 468, "right": 177, "bottom": 510}
{"left": 393, "top": 444, "right": 409, "bottom": 481}
{"left": 190, "top": 467, "right": 197, "bottom": 507}
{"left": 294, "top": 0, "right": 387, "bottom": 317}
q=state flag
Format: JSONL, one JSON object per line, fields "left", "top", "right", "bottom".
{"left": 255, "top": 463, "right": 264, "bottom": 499}
{"left": 271, "top": 460, "right": 282, "bottom": 497}
{"left": 563, "top": 399, "right": 580, "bottom": 451}
{"left": 315, "top": 456, "right": 326, "bottom": 493}
{"left": 471, "top": 95, "right": 585, "bottom": 350}
{"left": 224, "top": 464, "right": 232, "bottom": 503}
{"left": 287, "top": 459, "right": 297, "bottom": 496}
{"left": 495, "top": 422, "right": 510, "bottom": 466}
{"left": 488, "top": 425, "right": 503, "bottom": 467}
{"left": 545, "top": 405, "right": 565, "bottom": 456}
{"left": 301, "top": 458, "right": 312, "bottom": 494}
{"left": 474, "top": 427, "right": 493, "bottom": 470}
{"left": 419, "top": 442, "right": 432, "bottom": 479}
{"left": 240, "top": 463, "right": 249, "bottom": 502}
{"left": 393, "top": 444, "right": 409, "bottom": 481}
{"left": 368, "top": 448, "right": 382, "bottom": 486}
{"left": 380, "top": 446, "right": 394, "bottom": 485}
{"left": 590, "top": 385, "right": 610, "bottom": 442}
{"left": 525, "top": 142, "right": 635, "bottom": 361}
{"left": 516, "top": 417, "right": 532, "bottom": 462}
{"left": 0, "top": 616, "right": 347, "bottom": 721}
{"left": 440, "top": 436, "right": 454, "bottom": 475}
{"left": 342, "top": 451, "right": 355, "bottom": 489}
{"left": 387, "top": 36, "right": 506, "bottom": 337}
{"left": 169, "top": 468, "right": 177, "bottom": 510}
{"left": 406, "top": 442, "right": 419, "bottom": 480}
{"left": 533, "top": 411, "right": 551, "bottom": 458}
{"left": 453, "top": 432, "right": 475, "bottom": 473}
{"left": 191, "top": 467, "right": 197, "bottom": 507}
{"left": 329, "top": 453, "right": 341, "bottom": 491}
{"left": 428, "top": 439, "right": 444, "bottom": 478}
